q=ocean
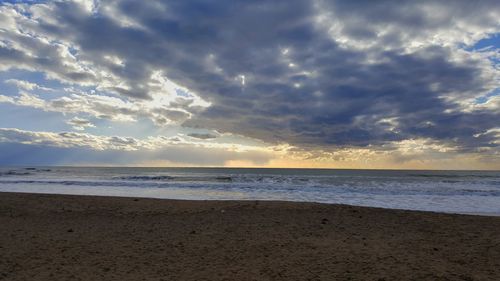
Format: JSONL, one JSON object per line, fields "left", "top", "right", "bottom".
{"left": 1, "top": 167, "right": 499, "bottom": 215}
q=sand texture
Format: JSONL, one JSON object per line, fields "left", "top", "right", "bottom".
{"left": 1, "top": 192, "right": 500, "bottom": 281}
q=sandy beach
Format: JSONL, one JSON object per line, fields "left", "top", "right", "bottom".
{"left": 1, "top": 192, "right": 499, "bottom": 281}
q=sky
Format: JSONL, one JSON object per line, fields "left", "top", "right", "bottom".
{"left": 0, "top": 0, "right": 499, "bottom": 169}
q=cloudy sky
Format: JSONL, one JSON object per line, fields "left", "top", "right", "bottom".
{"left": 0, "top": 0, "right": 499, "bottom": 169}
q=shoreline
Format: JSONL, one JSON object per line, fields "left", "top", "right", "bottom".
{"left": 1, "top": 192, "right": 500, "bottom": 280}
{"left": 2, "top": 190, "right": 500, "bottom": 217}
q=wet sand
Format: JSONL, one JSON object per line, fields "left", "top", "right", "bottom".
{"left": 1, "top": 192, "right": 499, "bottom": 281}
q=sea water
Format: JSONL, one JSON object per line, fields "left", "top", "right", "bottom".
{"left": 1, "top": 167, "right": 499, "bottom": 215}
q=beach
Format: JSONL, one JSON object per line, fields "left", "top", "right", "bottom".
{"left": 1, "top": 192, "right": 500, "bottom": 281}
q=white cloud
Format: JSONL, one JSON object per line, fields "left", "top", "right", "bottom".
{"left": 474, "top": 127, "right": 500, "bottom": 145}
{"left": 0, "top": 128, "right": 137, "bottom": 150}
{"left": 0, "top": 94, "right": 14, "bottom": 103}
{"left": 0, "top": 89, "right": 207, "bottom": 126}
{"left": 450, "top": 94, "right": 500, "bottom": 114}
{"left": 0, "top": 127, "right": 267, "bottom": 152}
{"left": 67, "top": 117, "right": 95, "bottom": 131}
{"left": 5, "top": 79, "right": 54, "bottom": 91}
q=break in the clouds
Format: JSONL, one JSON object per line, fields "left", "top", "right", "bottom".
{"left": 0, "top": 0, "right": 498, "bottom": 168}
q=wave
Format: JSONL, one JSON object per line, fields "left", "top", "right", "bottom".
{"left": 0, "top": 168, "right": 52, "bottom": 177}
{"left": 113, "top": 175, "right": 233, "bottom": 182}
{"left": 411, "top": 174, "right": 498, "bottom": 179}
{"left": 0, "top": 171, "right": 33, "bottom": 176}
{"left": 113, "top": 175, "right": 175, "bottom": 181}
{"left": 0, "top": 179, "right": 157, "bottom": 188}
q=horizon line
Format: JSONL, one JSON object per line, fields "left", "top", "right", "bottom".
{"left": 2, "top": 165, "right": 499, "bottom": 172}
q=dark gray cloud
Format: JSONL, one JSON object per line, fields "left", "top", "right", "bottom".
{"left": 187, "top": 133, "right": 217, "bottom": 140}
{"left": 0, "top": 0, "right": 499, "bottom": 155}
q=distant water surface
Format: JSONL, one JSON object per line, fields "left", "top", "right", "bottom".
{"left": 1, "top": 167, "right": 499, "bottom": 215}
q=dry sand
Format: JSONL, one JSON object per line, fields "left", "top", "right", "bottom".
{"left": 1, "top": 192, "right": 499, "bottom": 281}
